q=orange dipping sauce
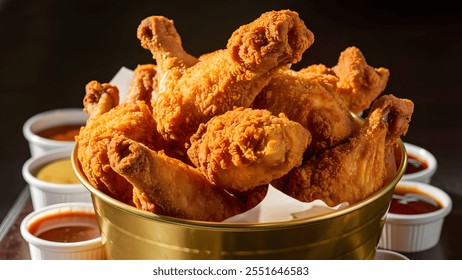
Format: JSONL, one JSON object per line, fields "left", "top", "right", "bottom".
{"left": 36, "top": 124, "right": 83, "bottom": 141}
{"left": 28, "top": 210, "right": 100, "bottom": 243}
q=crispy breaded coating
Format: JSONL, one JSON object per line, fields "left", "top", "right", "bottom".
{"left": 275, "top": 95, "right": 413, "bottom": 206}
{"left": 187, "top": 107, "right": 311, "bottom": 192}
{"left": 137, "top": 16, "right": 199, "bottom": 71}
{"left": 137, "top": 10, "right": 314, "bottom": 154}
{"left": 76, "top": 9, "right": 413, "bottom": 222}
{"left": 332, "top": 46, "right": 390, "bottom": 114}
{"left": 124, "top": 64, "right": 158, "bottom": 109}
{"left": 252, "top": 46, "right": 389, "bottom": 154}
{"left": 108, "top": 135, "right": 244, "bottom": 222}
{"left": 226, "top": 10, "right": 313, "bottom": 72}
{"left": 83, "top": 81, "right": 120, "bottom": 118}
{"left": 252, "top": 67, "right": 359, "bottom": 155}
{"left": 78, "top": 81, "right": 161, "bottom": 205}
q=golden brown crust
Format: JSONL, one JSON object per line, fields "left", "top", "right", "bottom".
{"left": 108, "top": 135, "right": 244, "bottom": 222}
{"left": 252, "top": 68, "right": 359, "bottom": 155}
{"left": 124, "top": 64, "right": 158, "bottom": 109}
{"left": 276, "top": 95, "right": 413, "bottom": 206}
{"left": 137, "top": 16, "right": 199, "bottom": 70}
{"left": 332, "top": 46, "right": 390, "bottom": 114}
{"left": 78, "top": 83, "right": 160, "bottom": 205}
{"left": 140, "top": 10, "right": 314, "bottom": 155}
{"left": 227, "top": 10, "right": 314, "bottom": 72}
{"left": 76, "top": 10, "right": 414, "bottom": 221}
{"left": 187, "top": 107, "right": 311, "bottom": 192}
{"left": 83, "top": 81, "right": 119, "bottom": 119}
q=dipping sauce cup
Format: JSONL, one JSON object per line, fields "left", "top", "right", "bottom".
{"left": 23, "top": 108, "right": 87, "bottom": 157}
{"left": 22, "top": 148, "right": 92, "bottom": 210}
{"left": 20, "top": 202, "right": 105, "bottom": 260}
{"left": 378, "top": 180, "right": 452, "bottom": 252}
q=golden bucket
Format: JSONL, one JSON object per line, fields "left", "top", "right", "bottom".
{"left": 72, "top": 141, "right": 407, "bottom": 260}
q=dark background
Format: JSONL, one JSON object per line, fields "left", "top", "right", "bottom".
{"left": 1, "top": 0, "right": 461, "bottom": 259}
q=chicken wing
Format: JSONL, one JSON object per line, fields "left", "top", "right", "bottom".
{"left": 252, "top": 67, "right": 359, "bottom": 155}
{"left": 83, "top": 81, "right": 119, "bottom": 119}
{"left": 274, "top": 94, "right": 414, "bottom": 206}
{"left": 299, "top": 47, "right": 389, "bottom": 114}
{"left": 77, "top": 80, "right": 162, "bottom": 205}
{"left": 137, "top": 10, "right": 314, "bottom": 153}
{"left": 108, "top": 135, "right": 244, "bottom": 222}
{"left": 331, "top": 46, "right": 390, "bottom": 114}
{"left": 252, "top": 47, "right": 388, "bottom": 154}
{"left": 187, "top": 107, "right": 311, "bottom": 192}
{"left": 124, "top": 64, "right": 158, "bottom": 109}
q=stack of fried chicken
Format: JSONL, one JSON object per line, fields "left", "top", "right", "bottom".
{"left": 76, "top": 10, "right": 414, "bottom": 222}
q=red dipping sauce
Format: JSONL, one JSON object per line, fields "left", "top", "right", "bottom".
{"left": 389, "top": 185, "right": 442, "bottom": 215}
{"left": 405, "top": 153, "right": 428, "bottom": 174}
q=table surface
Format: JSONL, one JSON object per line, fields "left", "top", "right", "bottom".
{"left": 1, "top": 1, "right": 461, "bottom": 260}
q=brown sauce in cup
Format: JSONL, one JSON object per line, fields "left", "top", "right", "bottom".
{"left": 36, "top": 124, "right": 82, "bottom": 141}
{"left": 389, "top": 185, "right": 442, "bottom": 215}
{"left": 405, "top": 153, "right": 428, "bottom": 174}
{"left": 28, "top": 211, "right": 100, "bottom": 243}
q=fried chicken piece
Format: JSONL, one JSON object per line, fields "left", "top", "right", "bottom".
{"left": 124, "top": 64, "right": 158, "bottom": 109}
{"left": 299, "top": 47, "right": 389, "bottom": 114}
{"left": 108, "top": 135, "right": 244, "bottom": 222}
{"left": 77, "top": 81, "right": 161, "bottom": 205}
{"left": 83, "top": 81, "right": 119, "bottom": 118}
{"left": 226, "top": 10, "right": 312, "bottom": 72}
{"left": 252, "top": 47, "right": 388, "bottom": 154}
{"left": 252, "top": 67, "right": 359, "bottom": 155}
{"left": 234, "top": 184, "right": 270, "bottom": 212}
{"left": 132, "top": 187, "right": 155, "bottom": 213}
{"left": 331, "top": 46, "right": 390, "bottom": 114}
{"left": 137, "top": 15, "right": 199, "bottom": 73}
{"left": 187, "top": 107, "right": 311, "bottom": 192}
{"left": 137, "top": 10, "right": 314, "bottom": 153}
{"left": 274, "top": 94, "right": 414, "bottom": 206}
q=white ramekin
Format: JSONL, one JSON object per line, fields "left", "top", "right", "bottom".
{"left": 20, "top": 202, "right": 105, "bottom": 260}
{"left": 22, "top": 148, "right": 92, "bottom": 210}
{"left": 379, "top": 180, "right": 452, "bottom": 253}
{"left": 23, "top": 108, "right": 87, "bottom": 157}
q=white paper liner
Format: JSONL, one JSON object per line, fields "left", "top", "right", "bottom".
{"left": 224, "top": 185, "right": 348, "bottom": 223}
{"left": 109, "top": 67, "right": 349, "bottom": 223}
{"left": 109, "top": 66, "right": 133, "bottom": 102}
